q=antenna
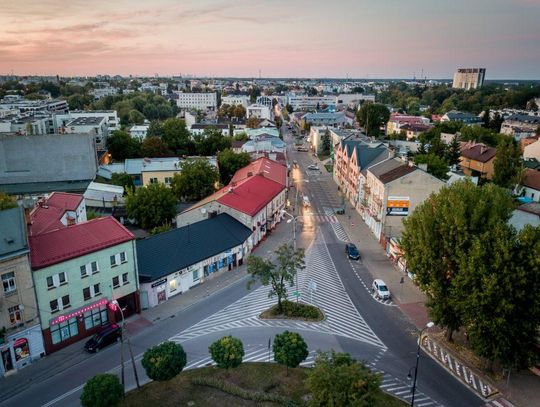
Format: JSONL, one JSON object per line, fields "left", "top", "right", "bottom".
{"left": 259, "top": 69, "right": 261, "bottom": 79}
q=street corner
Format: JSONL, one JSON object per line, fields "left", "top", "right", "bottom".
{"left": 397, "top": 301, "right": 430, "bottom": 329}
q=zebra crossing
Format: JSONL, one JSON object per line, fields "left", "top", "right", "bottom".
{"left": 302, "top": 213, "right": 338, "bottom": 223}
{"left": 323, "top": 207, "right": 349, "bottom": 241}
{"left": 169, "top": 231, "right": 385, "bottom": 350}
{"left": 379, "top": 373, "right": 441, "bottom": 406}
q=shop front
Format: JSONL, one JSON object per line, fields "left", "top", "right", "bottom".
{"left": 0, "top": 324, "right": 45, "bottom": 376}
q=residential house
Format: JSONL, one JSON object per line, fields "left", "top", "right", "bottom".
{"left": 386, "top": 113, "right": 431, "bottom": 136}
{"left": 246, "top": 104, "right": 272, "bottom": 120}
{"left": 518, "top": 169, "right": 540, "bottom": 202}
{"left": 241, "top": 134, "right": 286, "bottom": 154}
{"left": 523, "top": 139, "right": 540, "bottom": 161}
{"left": 0, "top": 207, "right": 45, "bottom": 375}
{"left": 83, "top": 182, "right": 124, "bottom": 209}
{"left": 137, "top": 213, "right": 252, "bottom": 309}
{"left": 189, "top": 123, "right": 230, "bottom": 137}
{"left": 501, "top": 114, "right": 540, "bottom": 137}
{"left": 459, "top": 141, "right": 497, "bottom": 180}
{"left": 303, "top": 112, "right": 347, "bottom": 127}
{"left": 509, "top": 203, "right": 540, "bottom": 231}
{"left": 0, "top": 133, "right": 97, "bottom": 196}
{"left": 441, "top": 110, "right": 482, "bottom": 125}
{"left": 129, "top": 125, "right": 150, "bottom": 140}
{"left": 28, "top": 194, "right": 139, "bottom": 353}
{"left": 360, "top": 158, "right": 445, "bottom": 242}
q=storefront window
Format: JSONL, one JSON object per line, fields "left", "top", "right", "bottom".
{"left": 169, "top": 279, "right": 177, "bottom": 292}
{"left": 50, "top": 317, "right": 78, "bottom": 345}
{"left": 13, "top": 338, "right": 30, "bottom": 362}
{"left": 83, "top": 306, "right": 108, "bottom": 331}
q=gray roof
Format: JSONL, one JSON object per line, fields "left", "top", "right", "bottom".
{"left": 356, "top": 145, "right": 390, "bottom": 170}
{"left": 0, "top": 207, "right": 29, "bottom": 261}
{"left": 66, "top": 116, "right": 105, "bottom": 126}
{"left": 0, "top": 134, "right": 97, "bottom": 193}
{"left": 368, "top": 158, "right": 404, "bottom": 177}
{"left": 137, "top": 213, "right": 252, "bottom": 283}
{"left": 505, "top": 114, "right": 540, "bottom": 124}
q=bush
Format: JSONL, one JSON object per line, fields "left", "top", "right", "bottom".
{"left": 280, "top": 301, "right": 321, "bottom": 319}
{"left": 141, "top": 341, "right": 187, "bottom": 381}
{"left": 273, "top": 331, "right": 309, "bottom": 369}
{"left": 80, "top": 374, "right": 123, "bottom": 407}
{"left": 191, "top": 376, "right": 289, "bottom": 403}
{"left": 209, "top": 336, "right": 244, "bottom": 369}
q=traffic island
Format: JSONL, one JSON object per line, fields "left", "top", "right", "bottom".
{"left": 259, "top": 300, "right": 324, "bottom": 322}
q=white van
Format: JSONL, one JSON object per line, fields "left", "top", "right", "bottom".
{"left": 303, "top": 195, "right": 310, "bottom": 207}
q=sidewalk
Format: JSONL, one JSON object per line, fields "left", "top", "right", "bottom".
{"left": 0, "top": 220, "right": 293, "bottom": 403}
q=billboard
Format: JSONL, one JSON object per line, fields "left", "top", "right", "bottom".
{"left": 386, "top": 196, "right": 409, "bottom": 216}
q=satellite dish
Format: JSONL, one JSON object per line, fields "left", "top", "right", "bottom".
{"left": 200, "top": 208, "right": 207, "bottom": 214}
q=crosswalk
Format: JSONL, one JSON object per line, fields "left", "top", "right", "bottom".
{"left": 379, "top": 373, "right": 441, "bottom": 406}
{"left": 323, "top": 207, "right": 349, "bottom": 241}
{"left": 302, "top": 213, "right": 338, "bottom": 223}
{"left": 169, "top": 231, "right": 385, "bottom": 350}
{"left": 483, "top": 398, "right": 515, "bottom": 407}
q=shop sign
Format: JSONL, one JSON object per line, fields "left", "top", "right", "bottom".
{"left": 151, "top": 278, "right": 168, "bottom": 288}
{"left": 50, "top": 298, "right": 109, "bottom": 326}
{"left": 386, "top": 196, "right": 409, "bottom": 216}
{"left": 13, "top": 338, "right": 29, "bottom": 362}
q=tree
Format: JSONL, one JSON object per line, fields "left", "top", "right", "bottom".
{"left": 445, "top": 134, "right": 461, "bottom": 166}
{"left": 414, "top": 154, "right": 449, "bottom": 180}
{"left": 0, "top": 192, "right": 17, "bottom": 210}
{"left": 356, "top": 103, "right": 390, "bottom": 137}
{"left": 142, "top": 136, "right": 172, "bottom": 157}
{"left": 321, "top": 130, "right": 331, "bottom": 154}
{"left": 400, "top": 181, "right": 515, "bottom": 341}
{"left": 128, "top": 109, "right": 145, "bottom": 125}
{"left": 80, "top": 374, "right": 123, "bottom": 407}
{"left": 209, "top": 336, "right": 244, "bottom": 369}
{"left": 246, "top": 116, "right": 260, "bottom": 128}
{"left": 489, "top": 112, "right": 504, "bottom": 132}
{"left": 460, "top": 126, "right": 501, "bottom": 147}
{"left": 247, "top": 244, "right": 305, "bottom": 313}
{"left": 171, "top": 159, "right": 219, "bottom": 201}
{"left": 493, "top": 137, "right": 522, "bottom": 189}
{"left": 141, "top": 341, "right": 187, "bottom": 381}
{"left": 67, "top": 94, "right": 92, "bottom": 110}
{"left": 306, "top": 351, "right": 382, "bottom": 407}
{"left": 106, "top": 130, "right": 142, "bottom": 160}
{"left": 285, "top": 103, "right": 294, "bottom": 114}
{"left": 110, "top": 172, "right": 134, "bottom": 191}
{"left": 273, "top": 331, "right": 308, "bottom": 374}
{"left": 125, "top": 183, "right": 177, "bottom": 230}
{"left": 147, "top": 120, "right": 163, "bottom": 137}
{"left": 217, "top": 149, "right": 251, "bottom": 184}
{"left": 161, "top": 118, "right": 194, "bottom": 155}
{"left": 482, "top": 109, "right": 491, "bottom": 128}
{"left": 195, "top": 128, "right": 232, "bottom": 156}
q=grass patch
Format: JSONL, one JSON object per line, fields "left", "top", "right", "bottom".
{"left": 120, "top": 362, "right": 408, "bottom": 407}
{"left": 259, "top": 300, "right": 324, "bottom": 322}
{"left": 324, "top": 164, "right": 333, "bottom": 173}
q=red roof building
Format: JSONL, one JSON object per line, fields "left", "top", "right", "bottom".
{"left": 231, "top": 157, "right": 287, "bottom": 187}
{"left": 29, "top": 192, "right": 85, "bottom": 236}
{"left": 29, "top": 216, "right": 135, "bottom": 269}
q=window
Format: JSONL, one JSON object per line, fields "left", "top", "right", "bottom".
{"left": 164, "top": 177, "right": 172, "bottom": 185}
{"left": 81, "top": 265, "right": 88, "bottom": 278}
{"left": 2, "top": 272, "right": 16, "bottom": 294}
{"left": 169, "top": 279, "right": 177, "bottom": 292}
{"left": 83, "top": 305, "right": 108, "bottom": 330}
{"left": 122, "top": 273, "right": 129, "bottom": 285}
{"left": 93, "top": 283, "right": 101, "bottom": 296}
{"left": 120, "top": 252, "right": 126, "bottom": 263}
{"left": 110, "top": 255, "right": 117, "bottom": 267}
{"left": 90, "top": 261, "right": 99, "bottom": 274}
{"left": 192, "top": 269, "right": 199, "bottom": 282}
{"left": 83, "top": 287, "right": 91, "bottom": 301}
{"left": 58, "top": 272, "right": 67, "bottom": 285}
{"left": 50, "top": 299, "right": 59, "bottom": 313}
{"left": 8, "top": 305, "right": 22, "bottom": 325}
{"left": 150, "top": 177, "right": 158, "bottom": 184}
{"left": 61, "top": 295, "right": 70, "bottom": 309}
{"left": 51, "top": 318, "right": 78, "bottom": 344}
{"left": 112, "top": 276, "right": 120, "bottom": 288}
{"left": 47, "top": 276, "right": 54, "bottom": 289}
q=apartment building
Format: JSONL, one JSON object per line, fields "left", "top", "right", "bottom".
{"left": 459, "top": 141, "right": 497, "bottom": 180}
{"left": 501, "top": 114, "right": 540, "bottom": 137}
{"left": 452, "top": 68, "right": 486, "bottom": 90}
{"left": 222, "top": 95, "right": 250, "bottom": 108}
{"left": 287, "top": 95, "right": 338, "bottom": 111}
{"left": 175, "top": 92, "right": 217, "bottom": 111}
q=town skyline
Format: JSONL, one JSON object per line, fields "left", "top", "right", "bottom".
{"left": 1, "top": 0, "right": 539, "bottom": 79}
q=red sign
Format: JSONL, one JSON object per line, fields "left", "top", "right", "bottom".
{"left": 50, "top": 298, "right": 109, "bottom": 326}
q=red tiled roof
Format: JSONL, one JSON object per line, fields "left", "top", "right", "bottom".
{"left": 460, "top": 142, "right": 497, "bottom": 163}
{"left": 30, "top": 192, "right": 84, "bottom": 236}
{"left": 29, "top": 216, "right": 134, "bottom": 269}
{"left": 522, "top": 169, "right": 540, "bottom": 191}
{"left": 217, "top": 175, "right": 285, "bottom": 216}
{"left": 231, "top": 157, "right": 287, "bottom": 186}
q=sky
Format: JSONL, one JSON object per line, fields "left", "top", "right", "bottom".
{"left": 0, "top": 0, "right": 539, "bottom": 79}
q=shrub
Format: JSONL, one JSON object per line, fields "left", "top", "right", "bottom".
{"left": 280, "top": 301, "right": 321, "bottom": 319}
{"left": 209, "top": 336, "right": 244, "bottom": 369}
{"left": 80, "top": 374, "right": 123, "bottom": 407}
{"left": 191, "top": 376, "right": 289, "bottom": 403}
{"left": 141, "top": 341, "right": 187, "bottom": 381}
{"left": 273, "top": 331, "right": 309, "bottom": 371}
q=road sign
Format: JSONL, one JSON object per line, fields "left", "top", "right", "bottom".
{"left": 293, "top": 291, "right": 301, "bottom": 298}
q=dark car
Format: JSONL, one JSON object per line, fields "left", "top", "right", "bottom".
{"left": 345, "top": 243, "right": 361, "bottom": 260}
{"left": 84, "top": 324, "right": 122, "bottom": 353}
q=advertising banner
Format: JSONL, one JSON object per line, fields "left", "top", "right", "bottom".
{"left": 386, "top": 196, "right": 409, "bottom": 216}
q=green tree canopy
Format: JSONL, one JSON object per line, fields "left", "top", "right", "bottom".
{"left": 141, "top": 341, "right": 187, "bottom": 381}
{"left": 106, "top": 130, "right": 142, "bottom": 161}
{"left": 493, "top": 136, "right": 522, "bottom": 189}
{"left": 80, "top": 374, "right": 123, "bottom": 407}
{"left": 273, "top": 331, "right": 309, "bottom": 373}
{"left": 307, "top": 351, "right": 382, "bottom": 407}
{"left": 209, "top": 336, "right": 245, "bottom": 369}
{"left": 171, "top": 159, "right": 219, "bottom": 201}
{"left": 195, "top": 128, "right": 232, "bottom": 156}
{"left": 0, "top": 192, "right": 17, "bottom": 210}
{"left": 110, "top": 172, "right": 134, "bottom": 191}
{"left": 414, "top": 153, "right": 449, "bottom": 180}
{"left": 400, "top": 180, "right": 515, "bottom": 341}
{"left": 247, "top": 244, "right": 305, "bottom": 313}
{"left": 217, "top": 149, "right": 251, "bottom": 184}
{"left": 142, "top": 136, "right": 172, "bottom": 157}
{"left": 321, "top": 130, "right": 331, "bottom": 154}
{"left": 356, "top": 103, "right": 390, "bottom": 137}
{"left": 125, "top": 183, "right": 177, "bottom": 230}
{"left": 161, "top": 118, "right": 194, "bottom": 155}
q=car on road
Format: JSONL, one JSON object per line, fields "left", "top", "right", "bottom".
{"left": 293, "top": 160, "right": 298, "bottom": 168}
{"left": 84, "top": 324, "right": 122, "bottom": 353}
{"left": 307, "top": 164, "right": 318, "bottom": 170}
{"left": 372, "top": 279, "right": 391, "bottom": 300}
{"left": 303, "top": 195, "right": 310, "bottom": 206}
{"left": 296, "top": 146, "right": 309, "bottom": 152}
{"left": 345, "top": 243, "right": 361, "bottom": 260}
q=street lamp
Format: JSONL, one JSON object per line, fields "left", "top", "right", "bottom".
{"left": 408, "top": 321, "right": 434, "bottom": 406}
{"left": 111, "top": 300, "right": 140, "bottom": 390}
{"left": 281, "top": 209, "right": 299, "bottom": 303}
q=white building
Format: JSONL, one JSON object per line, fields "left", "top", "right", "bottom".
{"left": 336, "top": 94, "right": 376, "bottom": 107}
{"left": 222, "top": 95, "right": 250, "bottom": 108}
{"left": 452, "top": 68, "right": 486, "bottom": 90}
{"left": 129, "top": 125, "right": 150, "bottom": 140}
{"left": 54, "top": 111, "right": 120, "bottom": 132}
{"left": 175, "top": 92, "right": 217, "bottom": 111}
{"left": 287, "top": 95, "right": 338, "bottom": 111}
{"left": 90, "top": 87, "right": 119, "bottom": 100}
{"left": 63, "top": 116, "right": 109, "bottom": 149}
{"left": 246, "top": 104, "right": 272, "bottom": 120}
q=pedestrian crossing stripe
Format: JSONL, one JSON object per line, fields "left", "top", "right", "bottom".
{"left": 301, "top": 214, "right": 338, "bottom": 223}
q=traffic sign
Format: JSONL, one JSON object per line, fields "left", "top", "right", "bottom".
{"left": 293, "top": 291, "right": 301, "bottom": 298}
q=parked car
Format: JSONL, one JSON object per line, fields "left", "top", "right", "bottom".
{"left": 308, "top": 164, "right": 318, "bottom": 170}
{"left": 303, "top": 195, "right": 311, "bottom": 206}
{"left": 296, "top": 146, "right": 308, "bottom": 152}
{"left": 345, "top": 243, "right": 361, "bottom": 260}
{"left": 372, "top": 279, "right": 391, "bottom": 300}
{"left": 84, "top": 324, "right": 122, "bottom": 353}
{"left": 293, "top": 160, "right": 298, "bottom": 168}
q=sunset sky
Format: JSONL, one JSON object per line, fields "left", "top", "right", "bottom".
{"left": 0, "top": 0, "right": 539, "bottom": 79}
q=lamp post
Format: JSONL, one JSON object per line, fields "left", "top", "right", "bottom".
{"left": 281, "top": 209, "right": 298, "bottom": 303}
{"left": 408, "top": 321, "right": 434, "bottom": 406}
{"left": 112, "top": 300, "right": 140, "bottom": 390}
